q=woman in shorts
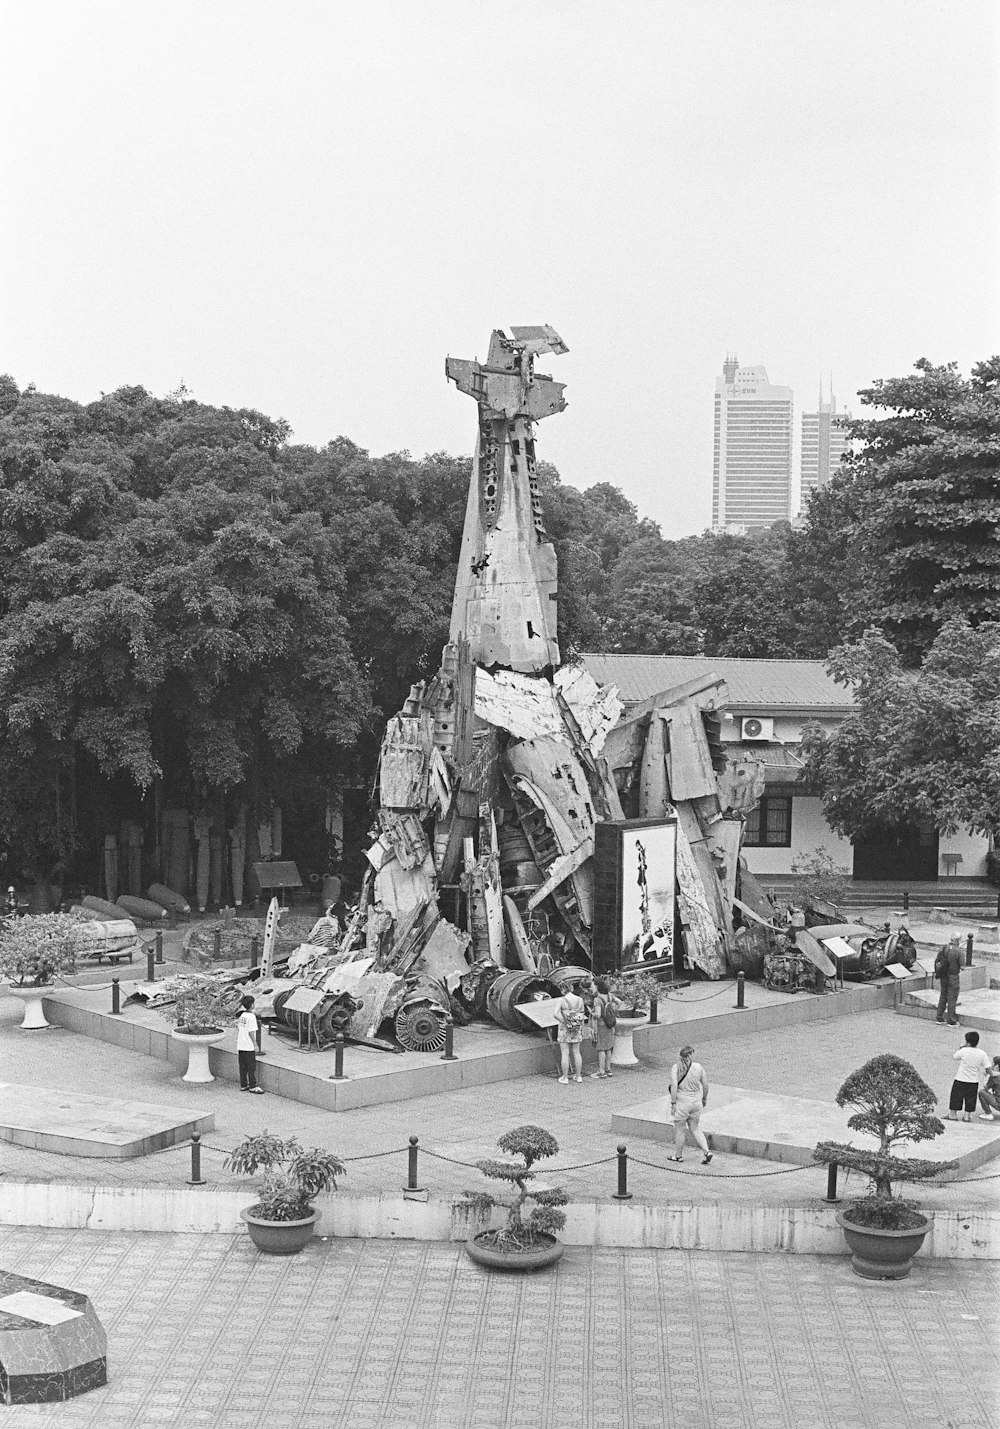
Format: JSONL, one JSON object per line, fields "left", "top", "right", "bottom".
{"left": 667, "top": 1044, "right": 713, "bottom": 1165}
{"left": 555, "top": 988, "right": 587, "bottom": 1084}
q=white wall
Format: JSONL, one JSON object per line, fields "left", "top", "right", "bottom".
{"left": 938, "top": 828, "right": 990, "bottom": 878}
{"left": 741, "top": 796, "right": 853, "bottom": 878}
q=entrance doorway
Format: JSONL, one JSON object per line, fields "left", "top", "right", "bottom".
{"left": 852, "top": 825, "right": 939, "bottom": 881}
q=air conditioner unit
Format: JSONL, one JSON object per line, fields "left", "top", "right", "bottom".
{"left": 741, "top": 717, "right": 774, "bottom": 741}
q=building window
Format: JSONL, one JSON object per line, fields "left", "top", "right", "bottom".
{"left": 744, "top": 795, "right": 792, "bottom": 848}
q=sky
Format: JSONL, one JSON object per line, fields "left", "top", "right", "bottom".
{"left": 3, "top": 1, "right": 997, "bottom": 537}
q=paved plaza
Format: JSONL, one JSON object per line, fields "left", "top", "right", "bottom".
{"left": 0, "top": 1226, "right": 995, "bottom": 1429}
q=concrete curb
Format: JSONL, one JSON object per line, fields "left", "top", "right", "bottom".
{"left": 0, "top": 1182, "right": 996, "bottom": 1259}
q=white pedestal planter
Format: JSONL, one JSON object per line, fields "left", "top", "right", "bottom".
{"left": 172, "top": 1029, "right": 226, "bottom": 1082}
{"left": 4, "top": 984, "right": 55, "bottom": 1030}
{"left": 610, "top": 1014, "right": 647, "bottom": 1067}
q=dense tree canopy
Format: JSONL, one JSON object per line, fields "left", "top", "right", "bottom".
{"left": 801, "top": 620, "right": 1000, "bottom": 843}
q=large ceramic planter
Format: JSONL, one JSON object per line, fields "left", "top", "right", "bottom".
{"left": 172, "top": 1027, "right": 226, "bottom": 1082}
{"left": 4, "top": 983, "right": 55, "bottom": 1030}
{"left": 836, "top": 1210, "right": 931, "bottom": 1280}
{"left": 610, "top": 1014, "right": 647, "bottom": 1067}
{"left": 464, "top": 1231, "right": 564, "bottom": 1273}
{"left": 240, "top": 1207, "right": 319, "bottom": 1255}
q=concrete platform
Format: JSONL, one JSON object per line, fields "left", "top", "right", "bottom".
{"left": 612, "top": 1085, "right": 1000, "bottom": 1178}
{"left": 899, "top": 986, "right": 1000, "bottom": 1033}
{"left": 24, "top": 966, "right": 974, "bottom": 1114}
{"left": 0, "top": 1085, "right": 214, "bottom": 1159}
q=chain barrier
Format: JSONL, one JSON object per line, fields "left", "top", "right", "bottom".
{"left": 657, "top": 984, "right": 734, "bottom": 1004}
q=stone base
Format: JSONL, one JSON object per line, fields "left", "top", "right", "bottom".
{"left": 612, "top": 1086, "right": 1000, "bottom": 1177}
{"left": 0, "top": 1084, "right": 214, "bottom": 1158}
{"left": 0, "top": 1271, "right": 106, "bottom": 1403}
{"left": 899, "top": 987, "right": 1000, "bottom": 1033}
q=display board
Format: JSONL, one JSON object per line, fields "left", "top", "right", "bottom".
{"left": 592, "top": 817, "right": 678, "bottom": 976}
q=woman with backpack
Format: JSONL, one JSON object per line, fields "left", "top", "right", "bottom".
{"left": 555, "top": 987, "right": 587, "bottom": 1083}
{"left": 589, "top": 977, "right": 617, "bottom": 1079}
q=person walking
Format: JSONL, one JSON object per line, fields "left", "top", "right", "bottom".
{"left": 978, "top": 1055, "right": 1000, "bottom": 1120}
{"left": 589, "top": 977, "right": 616, "bottom": 1080}
{"left": 667, "top": 1044, "right": 713, "bottom": 1165}
{"left": 555, "top": 987, "right": 587, "bottom": 1084}
{"left": 948, "top": 1030, "right": 991, "bottom": 1121}
{"left": 237, "top": 994, "right": 264, "bottom": 1094}
{"left": 935, "top": 937, "right": 961, "bottom": 1024}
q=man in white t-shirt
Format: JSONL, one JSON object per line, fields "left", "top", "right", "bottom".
{"left": 237, "top": 995, "right": 264, "bottom": 1094}
{"left": 948, "top": 1030, "right": 991, "bottom": 1122}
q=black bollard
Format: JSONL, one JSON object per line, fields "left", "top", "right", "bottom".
{"left": 735, "top": 971, "right": 746, "bottom": 1009}
{"left": 613, "top": 1143, "right": 632, "bottom": 1201}
{"left": 214, "top": 929, "right": 221, "bottom": 961}
{"left": 155, "top": 930, "right": 164, "bottom": 965}
{"left": 250, "top": 936, "right": 260, "bottom": 971}
{"left": 966, "top": 934, "right": 974, "bottom": 968}
{"left": 823, "top": 1161, "right": 840, "bottom": 1204}
{"left": 146, "top": 946, "right": 155, "bottom": 982}
{"left": 903, "top": 890, "right": 910, "bottom": 912}
{"left": 648, "top": 997, "right": 658, "bottom": 1025}
{"left": 111, "top": 977, "right": 121, "bottom": 1015}
{"left": 329, "top": 1032, "right": 347, "bottom": 1081}
{"left": 188, "top": 1132, "right": 205, "bottom": 1186}
{"left": 440, "top": 1016, "right": 457, "bottom": 1061}
{"left": 405, "top": 1135, "right": 424, "bottom": 1193}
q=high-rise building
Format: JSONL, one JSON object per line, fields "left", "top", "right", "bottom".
{"left": 800, "top": 385, "right": 852, "bottom": 509}
{"left": 712, "top": 356, "right": 793, "bottom": 532}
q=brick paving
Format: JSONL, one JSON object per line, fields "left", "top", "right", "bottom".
{"left": 0, "top": 1227, "right": 994, "bottom": 1428}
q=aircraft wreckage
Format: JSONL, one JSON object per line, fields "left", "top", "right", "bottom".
{"left": 145, "top": 328, "right": 913, "bottom": 1052}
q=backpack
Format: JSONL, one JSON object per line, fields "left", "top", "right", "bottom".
{"left": 933, "top": 947, "right": 949, "bottom": 978}
{"left": 602, "top": 998, "right": 617, "bottom": 1029}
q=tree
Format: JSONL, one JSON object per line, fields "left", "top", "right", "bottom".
{"left": 814, "top": 1054, "right": 956, "bottom": 1225}
{"left": 842, "top": 357, "right": 1000, "bottom": 661}
{"left": 801, "top": 619, "right": 1000, "bottom": 844}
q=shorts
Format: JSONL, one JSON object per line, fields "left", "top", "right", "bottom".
{"left": 950, "top": 1080, "right": 978, "bottom": 1113}
{"left": 673, "top": 1102, "right": 702, "bottom": 1128}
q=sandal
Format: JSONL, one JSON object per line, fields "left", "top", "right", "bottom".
{"left": 702, "top": 1153, "right": 713, "bottom": 1165}
{"left": 667, "top": 1155, "right": 683, "bottom": 1163}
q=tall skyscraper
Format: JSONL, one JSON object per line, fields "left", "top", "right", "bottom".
{"left": 800, "top": 385, "right": 852, "bottom": 509}
{"left": 712, "top": 356, "right": 793, "bottom": 532}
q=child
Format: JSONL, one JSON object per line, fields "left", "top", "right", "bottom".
{"left": 237, "top": 994, "right": 264, "bottom": 1094}
{"left": 589, "top": 977, "right": 617, "bottom": 1080}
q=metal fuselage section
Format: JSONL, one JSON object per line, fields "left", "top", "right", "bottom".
{"left": 446, "top": 328, "right": 567, "bottom": 674}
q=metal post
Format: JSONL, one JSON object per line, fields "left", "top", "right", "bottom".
{"left": 250, "top": 936, "right": 260, "bottom": 971}
{"left": 613, "top": 1143, "right": 632, "bottom": 1201}
{"left": 111, "top": 977, "right": 121, "bottom": 1015}
{"left": 440, "top": 1016, "right": 457, "bottom": 1061}
{"left": 146, "top": 946, "right": 155, "bottom": 982}
{"left": 188, "top": 1132, "right": 205, "bottom": 1186}
{"left": 966, "top": 934, "right": 974, "bottom": 968}
{"left": 405, "top": 1135, "right": 424, "bottom": 1193}
{"left": 735, "top": 971, "right": 745, "bottom": 1009}
{"left": 903, "top": 890, "right": 909, "bottom": 912}
{"left": 155, "top": 930, "right": 163, "bottom": 964}
{"left": 648, "top": 997, "right": 658, "bottom": 1026}
{"left": 214, "top": 929, "right": 221, "bottom": 960}
{"left": 329, "top": 1032, "right": 347, "bottom": 1081}
{"left": 823, "top": 1160, "right": 840, "bottom": 1203}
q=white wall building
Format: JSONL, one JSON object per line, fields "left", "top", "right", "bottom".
{"left": 712, "top": 356, "right": 794, "bottom": 532}
{"left": 580, "top": 653, "right": 990, "bottom": 882}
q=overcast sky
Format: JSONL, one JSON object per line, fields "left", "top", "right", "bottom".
{"left": 3, "top": 2, "right": 997, "bottom": 536}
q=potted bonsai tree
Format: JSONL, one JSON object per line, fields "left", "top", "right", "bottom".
{"left": 462, "top": 1124, "right": 568, "bottom": 1271}
{"left": 0, "top": 912, "right": 79, "bottom": 1029}
{"left": 169, "top": 977, "right": 241, "bottom": 1083}
{"left": 606, "top": 970, "right": 662, "bottom": 1066}
{"left": 814, "top": 1053, "right": 958, "bottom": 1279}
{"left": 225, "top": 1130, "right": 346, "bottom": 1255}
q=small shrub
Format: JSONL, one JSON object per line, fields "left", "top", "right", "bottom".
{"left": 790, "top": 846, "right": 850, "bottom": 908}
{"left": 462, "top": 1125, "right": 568, "bottom": 1252}
{"left": 607, "top": 970, "right": 662, "bottom": 1013}
{"left": 225, "top": 1131, "right": 345, "bottom": 1221}
{"left": 0, "top": 913, "right": 79, "bottom": 986}
{"left": 169, "top": 977, "right": 242, "bottom": 1033}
